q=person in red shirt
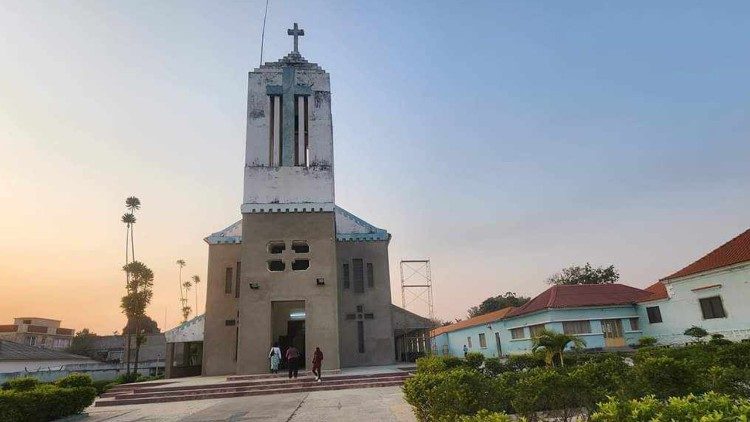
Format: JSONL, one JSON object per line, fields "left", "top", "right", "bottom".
{"left": 312, "top": 347, "right": 324, "bottom": 382}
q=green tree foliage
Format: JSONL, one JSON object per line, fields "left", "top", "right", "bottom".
{"left": 591, "top": 392, "right": 750, "bottom": 421}
{"left": 66, "top": 328, "right": 97, "bottom": 356}
{"left": 121, "top": 261, "right": 154, "bottom": 376}
{"left": 123, "top": 314, "right": 160, "bottom": 335}
{"left": 546, "top": 263, "right": 619, "bottom": 285}
{"left": 467, "top": 292, "right": 529, "bottom": 318}
{"left": 684, "top": 325, "right": 709, "bottom": 340}
{"left": 531, "top": 329, "right": 586, "bottom": 367}
{"left": 637, "top": 336, "right": 657, "bottom": 348}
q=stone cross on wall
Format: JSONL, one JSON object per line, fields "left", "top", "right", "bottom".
{"left": 287, "top": 23, "right": 304, "bottom": 54}
{"left": 266, "top": 69, "right": 311, "bottom": 166}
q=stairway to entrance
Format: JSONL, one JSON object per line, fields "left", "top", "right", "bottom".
{"left": 95, "top": 371, "right": 411, "bottom": 407}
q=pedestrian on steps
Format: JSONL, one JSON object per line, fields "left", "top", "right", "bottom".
{"left": 312, "top": 347, "right": 324, "bottom": 382}
{"left": 268, "top": 342, "right": 281, "bottom": 374}
{"left": 285, "top": 345, "right": 300, "bottom": 379}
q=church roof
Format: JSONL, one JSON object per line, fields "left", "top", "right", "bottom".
{"left": 505, "top": 284, "right": 652, "bottom": 319}
{"left": 661, "top": 228, "right": 750, "bottom": 282}
{"left": 204, "top": 206, "right": 390, "bottom": 245}
{"left": 256, "top": 51, "right": 324, "bottom": 72}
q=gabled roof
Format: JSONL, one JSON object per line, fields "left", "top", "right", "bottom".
{"left": 641, "top": 281, "right": 669, "bottom": 301}
{"left": 661, "top": 228, "right": 750, "bottom": 282}
{"left": 204, "top": 206, "right": 390, "bottom": 245}
{"left": 505, "top": 284, "right": 651, "bottom": 319}
{"left": 0, "top": 340, "right": 93, "bottom": 362}
{"left": 430, "top": 307, "right": 515, "bottom": 337}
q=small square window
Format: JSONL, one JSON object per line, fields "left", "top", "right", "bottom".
{"left": 510, "top": 327, "right": 525, "bottom": 339}
{"left": 268, "top": 242, "right": 285, "bottom": 254}
{"left": 267, "top": 260, "right": 285, "bottom": 272}
{"left": 629, "top": 318, "right": 640, "bottom": 331}
{"left": 291, "top": 241, "right": 309, "bottom": 253}
{"left": 699, "top": 296, "right": 726, "bottom": 319}
{"left": 529, "top": 324, "right": 546, "bottom": 338}
{"left": 225, "top": 319, "right": 236, "bottom": 326}
{"left": 647, "top": 306, "right": 662, "bottom": 323}
{"left": 291, "top": 259, "right": 309, "bottom": 271}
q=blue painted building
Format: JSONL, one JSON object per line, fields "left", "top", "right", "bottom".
{"left": 431, "top": 228, "right": 750, "bottom": 357}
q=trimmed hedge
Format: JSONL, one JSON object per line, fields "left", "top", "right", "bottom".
{"left": 591, "top": 392, "right": 750, "bottom": 421}
{"left": 0, "top": 374, "right": 97, "bottom": 421}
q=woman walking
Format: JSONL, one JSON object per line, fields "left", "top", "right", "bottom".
{"left": 268, "top": 342, "right": 281, "bottom": 374}
{"left": 312, "top": 347, "right": 323, "bottom": 382}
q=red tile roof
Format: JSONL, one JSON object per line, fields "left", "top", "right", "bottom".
{"left": 505, "top": 284, "right": 652, "bottom": 318}
{"left": 642, "top": 281, "right": 669, "bottom": 301}
{"left": 430, "top": 307, "right": 515, "bottom": 337}
{"left": 661, "top": 228, "right": 750, "bottom": 282}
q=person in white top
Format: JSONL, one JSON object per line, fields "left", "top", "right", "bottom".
{"left": 268, "top": 342, "right": 282, "bottom": 374}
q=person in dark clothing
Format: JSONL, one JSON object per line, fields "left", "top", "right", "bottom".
{"left": 311, "top": 347, "right": 323, "bottom": 382}
{"left": 285, "top": 345, "right": 300, "bottom": 379}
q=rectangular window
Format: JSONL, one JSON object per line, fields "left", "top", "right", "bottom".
{"left": 510, "top": 327, "right": 525, "bottom": 339}
{"left": 529, "top": 324, "right": 546, "bottom": 338}
{"left": 225, "top": 320, "right": 236, "bottom": 326}
{"left": 224, "top": 267, "right": 233, "bottom": 294}
{"left": 495, "top": 332, "right": 502, "bottom": 355}
{"left": 467, "top": 336, "right": 472, "bottom": 348}
{"left": 563, "top": 320, "right": 592, "bottom": 335}
{"left": 629, "top": 317, "right": 640, "bottom": 331}
{"left": 353, "top": 259, "right": 364, "bottom": 293}
{"left": 646, "top": 306, "right": 663, "bottom": 323}
{"left": 342, "top": 263, "right": 350, "bottom": 289}
{"left": 234, "top": 262, "right": 241, "bottom": 298}
{"left": 478, "top": 333, "right": 487, "bottom": 348}
{"left": 364, "top": 313, "right": 374, "bottom": 319}
{"left": 699, "top": 296, "right": 726, "bottom": 319}
{"left": 366, "top": 263, "right": 374, "bottom": 288}
{"left": 357, "top": 321, "right": 365, "bottom": 353}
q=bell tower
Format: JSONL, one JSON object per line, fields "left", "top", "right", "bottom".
{"left": 242, "top": 22, "right": 334, "bottom": 213}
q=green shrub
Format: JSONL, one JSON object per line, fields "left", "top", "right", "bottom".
{"left": 457, "top": 410, "right": 515, "bottom": 422}
{"left": 684, "top": 325, "right": 708, "bottom": 340}
{"left": 0, "top": 385, "right": 97, "bottom": 422}
{"left": 114, "top": 372, "right": 142, "bottom": 384}
{"left": 403, "top": 368, "right": 506, "bottom": 421}
{"left": 483, "top": 357, "right": 505, "bottom": 377}
{"left": 91, "top": 379, "right": 115, "bottom": 395}
{"left": 637, "top": 336, "right": 657, "bottom": 348}
{"left": 591, "top": 392, "right": 750, "bottom": 421}
{"left": 504, "top": 353, "right": 544, "bottom": 372}
{"left": 568, "top": 356, "right": 631, "bottom": 411}
{"left": 632, "top": 356, "right": 699, "bottom": 399}
{"left": 416, "top": 355, "right": 464, "bottom": 374}
{"left": 465, "top": 352, "right": 485, "bottom": 371}
{"left": 56, "top": 373, "right": 92, "bottom": 389}
{"left": 510, "top": 367, "right": 580, "bottom": 420}
{"left": 5, "top": 377, "right": 39, "bottom": 392}
{"left": 716, "top": 341, "right": 750, "bottom": 369}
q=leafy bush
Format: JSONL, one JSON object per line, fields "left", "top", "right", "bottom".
{"left": 568, "top": 356, "right": 632, "bottom": 411}
{"left": 92, "top": 380, "right": 115, "bottom": 395}
{"left": 465, "top": 352, "right": 485, "bottom": 371}
{"left": 483, "top": 358, "right": 504, "bottom": 377}
{"left": 591, "top": 392, "right": 750, "bottom": 421}
{"left": 416, "top": 355, "right": 464, "bottom": 374}
{"left": 504, "top": 353, "right": 544, "bottom": 372}
{"left": 510, "top": 367, "right": 580, "bottom": 420}
{"left": 716, "top": 341, "right": 750, "bottom": 369}
{"left": 637, "top": 336, "right": 657, "bottom": 348}
{"left": 4, "top": 377, "right": 39, "bottom": 392}
{"left": 684, "top": 325, "right": 708, "bottom": 340}
{"left": 114, "top": 372, "right": 142, "bottom": 384}
{"left": 457, "top": 410, "right": 515, "bottom": 422}
{"left": 56, "top": 373, "right": 92, "bottom": 389}
{"left": 403, "top": 368, "right": 506, "bottom": 421}
{"left": 632, "top": 356, "right": 699, "bottom": 399}
{"left": 0, "top": 385, "right": 97, "bottom": 422}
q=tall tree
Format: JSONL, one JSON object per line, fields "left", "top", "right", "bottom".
{"left": 125, "top": 197, "right": 141, "bottom": 261}
{"left": 182, "top": 277, "right": 193, "bottom": 321}
{"left": 121, "top": 212, "right": 135, "bottom": 374}
{"left": 467, "top": 292, "right": 530, "bottom": 318}
{"left": 121, "top": 261, "right": 154, "bottom": 377}
{"left": 67, "top": 328, "right": 97, "bottom": 357}
{"left": 176, "top": 259, "right": 188, "bottom": 321}
{"left": 546, "top": 263, "right": 619, "bottom": 286}
{"left": 531, "top": 329, "right": 586, "bottom": 367}
{"left": 191, "top": 275, "right": 201, "bottom": 315}
{"left": 123, "top": 314, "right": 160, "bottom": 335}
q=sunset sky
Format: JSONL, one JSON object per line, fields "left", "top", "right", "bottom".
{"left": 1, "top": 1, "right": 749, "bottom": 335}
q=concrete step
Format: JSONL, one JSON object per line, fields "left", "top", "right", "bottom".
{"left": 101, "top": 371, "right": 409, "bottom": 398}
{"left": 95, "top": 378, "right": 407, "bottom": 407}
{"left": 111, "top": 375, "right": 410, "bottom": 400}
{"left": 226, "top": 369, "right": 341, "bottom": 381}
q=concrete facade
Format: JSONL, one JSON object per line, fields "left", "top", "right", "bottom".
{"left": 0, "top": 317, "right": 74, "bottom": 349}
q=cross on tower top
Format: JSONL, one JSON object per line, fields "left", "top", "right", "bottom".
{"left": 287, "top": 23, "right": 305, "bottom": 54}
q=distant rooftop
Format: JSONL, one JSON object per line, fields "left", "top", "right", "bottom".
{"left": 0, "top": 340, "right": 92, "bottom": 362}
{"left": 431, "top": 307, "right": 515, "bottom": 337}
{"left": 661, "top": 228, "right": 750, "bottom": 282}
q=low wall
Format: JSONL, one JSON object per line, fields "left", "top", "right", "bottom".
{"left": 0, "top": 361, "right": 164, "bottom": 383}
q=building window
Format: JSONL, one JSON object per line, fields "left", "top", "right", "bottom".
{"left": 357, "top": 321, "right": 365, "bottom": 353}
{"left": 291, "top": 241, "right": 309, "bottom": 253}
{"left": 364, "top": 313, "right": 374, "bottom": 319}
{"left": 478, "top": 333, "right": 487, "bottom": 348}
{"left": 366, "top": 263, "right": 374, "bottom": 288}
{"left": 529, "top": 324, "right": 546, "bottom": 338}
{"left": 225, "top": 319, "right": 236, "bottom": 326}
{"left": 699, "top": 296, "right": 727, "bottom": 319}
{"left": 268, "top": 241, "right": 285, "bottom": 254}
{"left": 467, "top": 336, "right": 472, "bottom": 348}
{"left": 510, "top": 327, "right": 525, "bottom": 339}
{"left": 22, "top": 319, "right": 31, "bottom": 324}
{"left": 345, "top": 313, "right": 355, "bottom": 320}
{"left": 291, "top": 259, "right": 309, "bottom": 271}
{"left": 25, "top": 336, "right": 37, "bottom": 346}
{"left": 352, "top": 259, "right": 364, "bottom": 293}
{"left": 267, "top": 260, "right": 285, "bottom": 272}
{"left": 235, "top": 262, "right": 241, "bottom": 298}
{"left": 629, "top": 318, "right": 640, "bottom": 331}
{"left": 342, "top": 263, "right": 350, "bottom": 289}
{"left": 224, "top": 267, "right": 233, "bottom": 294}
{"left": 562, "top": 320, "right": 592, "bottom": 335}
{"left": 495, "top": 332, "right": 502, "bottom": 355}
{"left": 646, "top": 306, "right": 662, "bottom": 323}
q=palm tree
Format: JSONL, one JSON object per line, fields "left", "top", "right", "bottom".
{"left": 120, "top": 212, "right": 136, "bottom": 375}
{"left": 121, "top": 261, "right": 154, "bottom": 378}
{"left": 191, "top": 275, "right": 201, "bottom": 315}
{"left": 531, "top": 329, "right": 586, "bottom": 367}
{"left": 125, "top": 197, "right": 141, "bottom": 261}
{"left": 176, "top": 259, "right": 186, "bottom": 320}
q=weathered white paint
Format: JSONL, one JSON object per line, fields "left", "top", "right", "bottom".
{"left": 0, "top": 359, "right": 98, "bottom": 374}
{"left": 243, "top": 166, "right": 334, "bottom": 205}
{"left": 165, "top": 314, "right": 205, "bottom": 344}
{"left": 639, "top": 262, "right": 750, "bottom": 344}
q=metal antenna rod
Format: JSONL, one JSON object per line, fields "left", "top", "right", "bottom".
{"left": 259, "top": 0, "right": 270, "bottom": 66}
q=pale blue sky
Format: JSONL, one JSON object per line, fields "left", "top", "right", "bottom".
{"left": 1, "top": 1, "right": 748, "bottom": 331}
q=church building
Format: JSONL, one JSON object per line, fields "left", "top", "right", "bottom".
{"left": 199, "top": 24, "right": 431, "bottom": 376}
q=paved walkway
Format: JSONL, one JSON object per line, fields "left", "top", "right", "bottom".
{"left": 66, "top": 386, "right": 415, "bottom": 422}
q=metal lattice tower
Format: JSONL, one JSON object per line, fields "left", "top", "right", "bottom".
{"left": 400, "top": 259, "right": 434, "bottom": 320}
